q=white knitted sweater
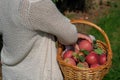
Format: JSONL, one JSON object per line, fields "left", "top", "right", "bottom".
{"left": 0, "top": 0, "right": 78, "bottom": 80}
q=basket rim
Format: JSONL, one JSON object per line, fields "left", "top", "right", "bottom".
{"left": 71, "top": 19, "right": 112, "bottom": 59}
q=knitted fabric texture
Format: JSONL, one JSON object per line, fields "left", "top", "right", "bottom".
{"left": 0, "top": 0, "right": 77, "bottom": 80}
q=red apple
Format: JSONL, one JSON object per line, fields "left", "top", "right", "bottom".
{"left": 64, "top": 58, "right": 76, "bottom": 66}
{"left": 90, "top": 63, "right": 100, "bottom": 68}
{"left": 78, "top": 40, "right": 93, "bottom": 52}
{"left": 99, "top": 54, "right": 107, "bottom": 65}
{"left": 85, "top": 51, "right": 99, "bottom": 65}
{"left": 63, "top": 50, "right": 73, "bottom": 59}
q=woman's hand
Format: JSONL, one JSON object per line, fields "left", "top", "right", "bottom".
{"left": 77, "top": 33, "right": 92, "bottom": 43}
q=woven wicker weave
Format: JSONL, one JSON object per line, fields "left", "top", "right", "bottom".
{"left": 57, "top": 20, "right": 112, "bottom": 80}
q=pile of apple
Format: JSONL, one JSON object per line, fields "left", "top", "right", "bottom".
{"left": 62, "top": 38, "right": 107, "bottom": 68}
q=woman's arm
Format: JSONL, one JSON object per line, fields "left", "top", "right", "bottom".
{"left": 27, "top": 0, "right": 78, "bottom": 45}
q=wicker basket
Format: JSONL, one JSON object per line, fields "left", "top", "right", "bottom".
{"left": 57, "top": 20, "right": 112, "bottom": 80}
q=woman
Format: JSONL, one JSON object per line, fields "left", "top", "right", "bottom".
{"left": 0, "top": 0, "right": 92, "bottom": 80}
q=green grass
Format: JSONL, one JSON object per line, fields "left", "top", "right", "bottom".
{"left": 89, "top": 1, "right": 120, "bottom": 80}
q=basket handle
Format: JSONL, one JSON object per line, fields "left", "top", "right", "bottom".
{"left": 71, "top": 19, "right": 112, "bottom": 58}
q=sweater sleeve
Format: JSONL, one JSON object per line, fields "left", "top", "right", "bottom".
{"left": 0, "top": 14, "right": 2, "bottom": 34}
{"left": 27, "top": 0, "right": 78, "bottom": 45}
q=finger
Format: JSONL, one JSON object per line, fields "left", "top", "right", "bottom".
{"left": 74, "top": 44, "right": 80, "bottom": 53}
{"left": 84, "top": 36, "right": 93, "bottom": 43}
{"left": 77, "top": 33, "right": 93, "bottom": 43}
